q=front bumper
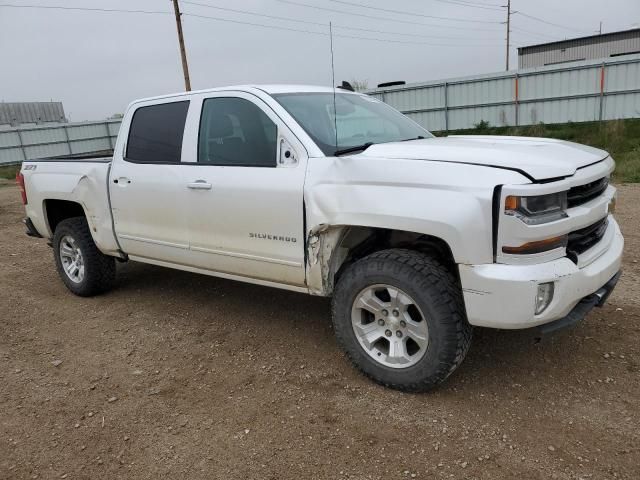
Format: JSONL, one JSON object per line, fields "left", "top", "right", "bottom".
{"left": 459, "top": 217, "right": 623, "bottom": 329}
{"left": 537, "top": 271, "right": 620, "bottom": 335}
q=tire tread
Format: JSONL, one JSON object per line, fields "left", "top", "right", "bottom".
{"left": 332, "top": 248, "right": 472, "bottom": 392}
{"left": 53, "top": 217, "right": 116, "bottom": 296}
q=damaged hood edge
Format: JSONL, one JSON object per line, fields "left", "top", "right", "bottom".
{"left": 353, "top": 136, "right": 610, "bottom": 181}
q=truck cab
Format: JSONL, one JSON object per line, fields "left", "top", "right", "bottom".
{"left": 19, "top": 85, "right": 623, "bottom": 391}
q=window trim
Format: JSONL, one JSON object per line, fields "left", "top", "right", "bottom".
{"left": 196, "top": 96, "right": 279, "bottom": 168}
{"left": 123, "top": 100, "right": 190, "bottom": 165}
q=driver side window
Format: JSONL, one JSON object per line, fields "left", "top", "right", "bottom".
{"left": 198, "top": 97, "right": 278, "bottom": 167}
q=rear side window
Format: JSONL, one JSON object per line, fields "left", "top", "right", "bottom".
{"left": 198, "top": 97, "right": 277, "bottom": 167}
{"left": 126, "top": 101, "right": 189, "bottom": 163}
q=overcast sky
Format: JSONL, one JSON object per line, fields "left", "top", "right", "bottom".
{"left": 1, "top": 0, "right": 638, "bottom": 121}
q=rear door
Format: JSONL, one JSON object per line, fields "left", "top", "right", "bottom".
{"left": 182, "top": 92, "right": 308, "bottom": 287}
{"left": 109, "top": 99, "right": 191, "bottom": 264}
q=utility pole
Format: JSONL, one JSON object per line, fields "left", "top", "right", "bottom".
{"left": 171, "top": 0, "right": 191, "bottom": 91}
{"left": 505, "top": 0, "right": 511, "bottom": 71}
{"left": 599, "top": 21, "right": 603, "bottom": 35}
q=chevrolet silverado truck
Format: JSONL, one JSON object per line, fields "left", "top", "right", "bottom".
{"left": 18, "top": 85, "right": 623, "bottom": 391}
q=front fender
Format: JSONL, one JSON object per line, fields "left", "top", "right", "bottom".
{"left": 303, "top": 156, "right": 531, "bottom": 294}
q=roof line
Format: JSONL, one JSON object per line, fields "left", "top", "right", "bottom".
{"left": 517, "top": 27, "right": 640, "bottom": 52}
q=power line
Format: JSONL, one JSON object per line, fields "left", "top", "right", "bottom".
{"left": 181, "top": 0, "right": 504, "bottom": 42}
{"left": 182, "top": 1, "right": 324, "bottom": 27}
{"left": 0, "top": 2, "right": 503, "bottom": 45}
{"left": 515, "top": 11, "right": 591, "bottom": 35}
{"left": 184, "top": 11, "right": 504, "bottom": 47}
{"left": 511, "top": 26, "right": 558, "bottom": 41}
{"left": 432, "top": 0, "right": 504, "bottom": 11}
{"left": 273, "top": 0, "right": 501, "bottom": 32}
{"left": 327, "top": 0, "right": 503, "bottom": 23}
{"left": 0, "top": 3, "right": 170, "bottom": 15}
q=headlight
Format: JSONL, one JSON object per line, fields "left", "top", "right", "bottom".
{"left": 505, "top": 192, "right": 568, "bottom": 225}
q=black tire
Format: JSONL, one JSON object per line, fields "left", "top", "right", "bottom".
{"left": 332, "top": 249, "right": 472, "bottom": 392}
{"left": 52, "top": 217, "right": 116, "bottom": 297}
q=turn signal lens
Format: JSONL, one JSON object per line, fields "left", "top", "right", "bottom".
{"left": 502, "top": 235, "right": 568, "bottom": 255}
{"left": 504, "top": 195, "right": 519, "bottom": 210}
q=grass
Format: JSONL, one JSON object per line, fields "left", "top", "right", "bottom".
{"left": 0, "top": 164, "right": 20, "bottom": 181}
{"left": 437, "top": 118, "right": 640, "bottom": 183}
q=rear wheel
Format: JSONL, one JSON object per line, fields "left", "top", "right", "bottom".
{"left": 332, "top": 249, "right": 472, "bottom": 392}
{"left": 53, "top": 217, "right": 116, "bottom": 296}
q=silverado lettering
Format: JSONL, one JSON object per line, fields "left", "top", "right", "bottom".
{"left": 249, "top": 233, "right": 297, "bottom": 242}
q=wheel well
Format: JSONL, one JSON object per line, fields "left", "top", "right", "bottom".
{"left": 44, "top": 200, "right": 85, "bottom": 234}
{"left": 330, "top": 227, "right": 457, "bottom": 289}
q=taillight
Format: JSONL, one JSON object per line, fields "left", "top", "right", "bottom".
{"left": 16, "top": 171, "right": 27, "bottom": 205}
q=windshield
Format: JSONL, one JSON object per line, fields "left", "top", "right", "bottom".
{"left": 272, "top": 92, "right": 432, "bottom": 156}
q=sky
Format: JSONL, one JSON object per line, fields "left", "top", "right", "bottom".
{"left": 1, "top": 0, "right": 639, "bottom": 121}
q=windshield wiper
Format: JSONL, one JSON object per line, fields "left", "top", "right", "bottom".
{"left": 400, "top": 135, "right": 425, "bottom": 141}
{"left": 334, "top": 142, "right": 374, "bottom": 156}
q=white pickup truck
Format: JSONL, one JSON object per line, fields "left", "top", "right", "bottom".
{"left": 18, "top": 85, "right": 623, "bottom": 391}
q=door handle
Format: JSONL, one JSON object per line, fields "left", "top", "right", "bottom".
{"left": 187, "top": 180, "right": 212, "bottom": 190}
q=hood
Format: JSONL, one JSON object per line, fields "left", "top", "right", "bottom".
{"left": 356, "top": 135, "right": 609, "bottom": 181}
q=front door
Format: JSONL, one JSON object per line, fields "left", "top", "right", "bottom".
{"left": 183, "top": 93, "right": 307, "bottom": 287}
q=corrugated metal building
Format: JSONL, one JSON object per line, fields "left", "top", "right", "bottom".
{"left": 0, "top": 102, "right": 67, "bottom": 129}
{"left": 518, "top": 28, "right": 640, "bottom": 69}
{"left": 367, "top": 54, "right": 640, "bottom": 132}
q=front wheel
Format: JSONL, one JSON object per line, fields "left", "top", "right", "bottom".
{"left": 53, "top": 217, "right": 116, "bottom": 296}
{"left": 332, "top": 249, "right": 472, "bottom": 392}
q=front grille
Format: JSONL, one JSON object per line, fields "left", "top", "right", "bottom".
{"left": 567, "top": 217, "right": 609, "bottom": 259}
{"left": 567, "top": 177, "right": 608, "bottom": 208}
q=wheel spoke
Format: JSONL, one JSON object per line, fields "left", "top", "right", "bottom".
{"left": 351, "top": 283, "right": 429, "bottom": 369}
{"left": 356, "top": 290, "right": 387, "bottom": 316}
{"left": 59, "top": 235, "right": 85, "bottom": 283}
{"left": 388, "top": 338, "right": 410, "bottom": 364}
{"left": 65, "top": 261, "right": 76, "bottom": 275}
{"left": 406, "top": 321, "right": 428, "bottom": 346}
{"left": 353, "top": 322, "right": 384, "bottom": 350}
{"left": 61, "top": 244, "right": 74, "bottom": 258}
{"left": 387, "top": 287, "right": 413, "bottom": 310}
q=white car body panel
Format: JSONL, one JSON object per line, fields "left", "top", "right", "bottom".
{"left": 460, "top": 218, "right": 623, "bottom": 328}
{"left": 178, "top": 90, "right": 308, "bottom": 286}
{"left": 22, "top": 160, "right": 120, "bottom": 256}
{"left": 20, "top": 84, "right": 623, "bottom": 331}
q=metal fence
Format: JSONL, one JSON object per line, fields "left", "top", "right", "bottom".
{"left": 367, "top": 54, "right": 640, "bottom": 132}
{"left": 3, "top": 55, "right": 639, "bottom": 166}
{"left": 0, "top": 120, "right": 121, "bottom": 165}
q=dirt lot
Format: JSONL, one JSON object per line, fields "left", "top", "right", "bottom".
{"left": 0, "top": 183, "right": 638, "bottom": 480}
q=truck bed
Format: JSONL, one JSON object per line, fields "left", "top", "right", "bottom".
{"left": 21, "top": 156, "right": 120, "bottom": 256}
{"left": 26, "top": 153, "right": 112, "bottom": 163}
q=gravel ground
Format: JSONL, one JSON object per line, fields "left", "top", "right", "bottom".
{"left": 0, "top": 183, "right": 638, "bottom": 480}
